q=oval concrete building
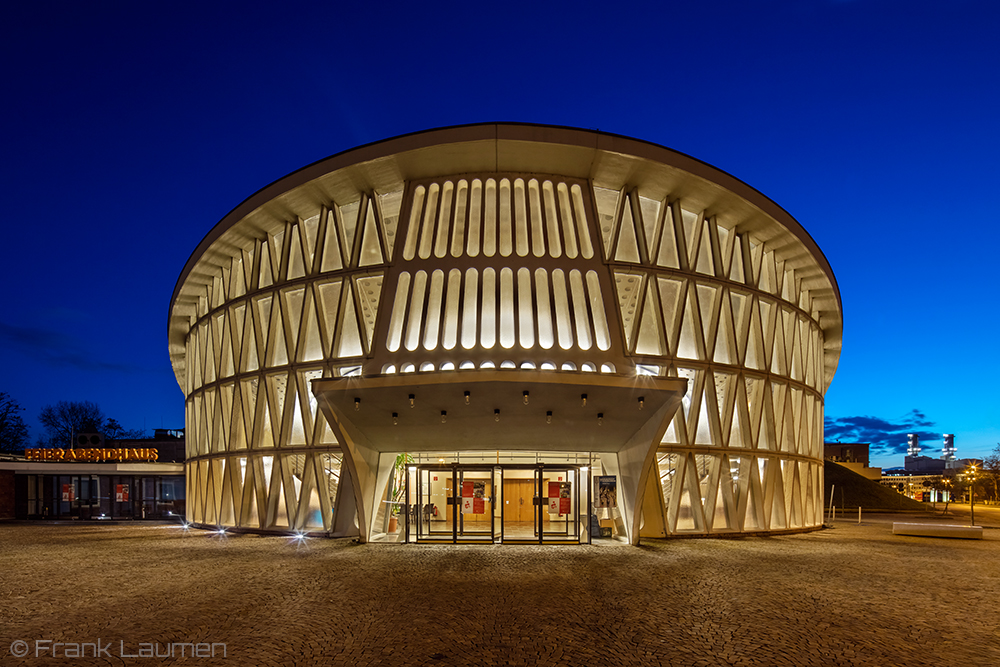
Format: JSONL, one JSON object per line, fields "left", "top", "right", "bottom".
{"left": 169, "top": 123, "right": 842, "bottom": 544}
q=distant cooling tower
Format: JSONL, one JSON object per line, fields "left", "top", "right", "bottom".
{"left": 941, "top": 434, "right": 956, "bottom": 460}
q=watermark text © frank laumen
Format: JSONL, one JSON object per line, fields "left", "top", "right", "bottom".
{"left": 9, "top": 639, "right": 227, "bottom": 659}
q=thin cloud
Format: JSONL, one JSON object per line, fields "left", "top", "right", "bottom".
{"left": 0, "top": 321, "right": 141, "bottom": 373}
{"left": 825, "top": 409, "right": 941, "bottom": 458}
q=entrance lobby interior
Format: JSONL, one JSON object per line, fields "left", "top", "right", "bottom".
{"left": 366, "top": 452, "right": 603, "bottom": 545}
{"left": 408, "top": 461, "right": 586, "bottom": 544}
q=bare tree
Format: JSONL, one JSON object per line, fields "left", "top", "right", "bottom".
{"left": 36, "top": 402, "right": 146, "bottom": 447}
{"left": 104, "top": 418, "right": 146, "bottom": 441}
{"left": 37, "top": 401, "right": 106, "bottom": 447}
{"left": 0, "top": 392, "right": 30, "bottom": 453}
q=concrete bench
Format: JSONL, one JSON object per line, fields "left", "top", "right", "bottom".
{"left": 892, "top": 523, "right": 983, "bottom": 539}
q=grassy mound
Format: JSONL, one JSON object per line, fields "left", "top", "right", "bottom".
{"left": 823, "top": 461, "right": 929, "bottom": 512}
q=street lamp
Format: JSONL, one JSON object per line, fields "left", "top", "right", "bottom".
{"left": 968, "top": 464, "right": 978, "bottom": 526}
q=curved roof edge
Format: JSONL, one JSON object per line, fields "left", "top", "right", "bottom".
{"left": 168, "top": 122, "right": 843, "bottom": 388}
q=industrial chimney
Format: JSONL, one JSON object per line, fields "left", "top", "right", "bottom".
{"left": 941, "top": 434, "right": 956, "bottom": 461}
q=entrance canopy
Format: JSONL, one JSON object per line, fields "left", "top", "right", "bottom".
{"left": 312, "top": 370, "right": 686, "bottom": 453}
{"left": 313, "top": 371, "right": 686, "bottom": 544}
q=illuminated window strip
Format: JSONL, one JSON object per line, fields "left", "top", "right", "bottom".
{"left": 401, "top": 176, "right": 595, "bottom": 262}
{"left": 381, "top": 266, "right": 616, "bottom": 359}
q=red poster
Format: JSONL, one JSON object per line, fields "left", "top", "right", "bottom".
{"left": 62, "top": 484, "right": 74, "bottom": 502}
{"left": 462, "top": 480, "right": 474, "bottom": 497}
{"left": 547, "top": 482, "right": 560, "bottom": 498}
{"left": 473, "top": 497, "right": 485, "bottom": 514}
{"left": 559, "top": 497, "right": 571, "bottom": 514}
{"left": 116, "top": 484, "right": 129, "bottom": 502}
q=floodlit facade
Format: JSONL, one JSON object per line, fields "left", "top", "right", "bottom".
{"left": 169, "top": 123, "right": 842, "bottom": 545}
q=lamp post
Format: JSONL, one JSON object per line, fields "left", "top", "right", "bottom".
{"left": 968, "top": 465, "right": 977, "bottom": 526}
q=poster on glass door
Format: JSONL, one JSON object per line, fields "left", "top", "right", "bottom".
{"left": 462, "top": 480, "right": 486, "bottom": 514}
{"left": 558, "top": 482, "right": 571, "bottom": 514}
{"left": 546, "top": 481, "right": 571, "bottom": 515}
{"left": 547, "top": 482, "right": 560, "bottom": 514}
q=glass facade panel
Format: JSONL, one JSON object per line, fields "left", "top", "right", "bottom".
{"left": 19, "top": 474, "right": 184, "bottom": 520}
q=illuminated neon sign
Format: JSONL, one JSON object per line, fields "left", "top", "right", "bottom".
{"left": 25, "top": 448, "right": 159, "bottom": 462}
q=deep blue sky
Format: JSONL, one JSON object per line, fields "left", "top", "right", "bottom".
{"left": 2, "top": 1, "right": 997, "bottom": 467}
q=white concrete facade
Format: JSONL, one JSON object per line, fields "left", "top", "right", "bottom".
{"left": 169, "top": 124, "right": 843, "bottom": 543}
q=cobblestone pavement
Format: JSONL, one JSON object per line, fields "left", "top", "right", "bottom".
{"left": 1, "top": 517, "right": 997, "bottom": 666}
{"left": 930, "top": 502, "right": 1000, "bottom": 527}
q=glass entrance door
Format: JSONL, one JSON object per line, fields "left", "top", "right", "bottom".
{"left": 415, "top": 465, "right": 496, "bottom": 543}
{"left": 539, "top": 467, "right": 582, "bottom": 544}
{"left": 499, "top": 465, "right": 586, "bottom": 544}
{"left": 414, "top": 463, "right": 588, "bottom": 545}
{"left": 456, "top": 468, "right": 494, "bottom": 543}
{"left": 416, "top": 466, "right": 452, "bottom": 542}
{"left": 493, "top": 467, "right": 503, "bottom": 542}
{"left": 501, "top": 468, "right": 538, "bottom": 542}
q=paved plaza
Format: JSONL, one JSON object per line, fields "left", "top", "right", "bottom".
{"left": 1, "top": 515, "right": 997, "bottom": 666}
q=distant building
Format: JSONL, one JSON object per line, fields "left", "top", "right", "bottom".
{"left": 823, "top": 442, "right": 881, "bottom": 480}
{"left": 903, "top": 456, "right": 946, "bottom": 473}
{"left": 879, "top": 470, "right": 949, "bottom": 503}
{"left": 881, "top": 433, "right": 982, "bottom": 503}
{"left": 824, "top": 442, "right": 870, "bottom": 466}
{"left": 903, "top": 433, "right": 974, "bottom": 474}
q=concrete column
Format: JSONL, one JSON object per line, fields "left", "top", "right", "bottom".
{"left": 315, "top": 393, "right": 382, "bottom": 543}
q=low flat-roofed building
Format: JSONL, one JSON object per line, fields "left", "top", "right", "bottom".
{"left": 0, "top": 430, "right": 186, "bottom": 521}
